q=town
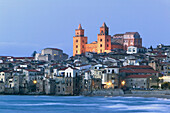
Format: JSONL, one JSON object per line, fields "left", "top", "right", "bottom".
{"left": 0, "top": 23, "right": 170, "bottom": 96}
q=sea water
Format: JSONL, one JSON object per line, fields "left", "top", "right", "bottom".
{"left": 0, "top": 95, "right": 170, "bottom": 113}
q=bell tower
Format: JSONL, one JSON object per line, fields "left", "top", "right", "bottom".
{"left": 73, "top": 24, "right": 87, "bottom": 56}
{"left": 97, "top": 22, "right": 111, "bottom": 53}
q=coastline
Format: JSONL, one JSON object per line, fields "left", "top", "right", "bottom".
{"left": 120, "top": 94, "right": 170, "bottom": 99}
{"left": 0, "top": 93, "right": 170, "bottom": 99}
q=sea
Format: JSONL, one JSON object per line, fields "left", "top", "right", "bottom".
{"left": 0, "top": 95, "right": 170, "bottom": 113}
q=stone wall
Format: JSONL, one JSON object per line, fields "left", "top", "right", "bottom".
{"left": 131, "top": 90, "right": 170, "bottom": 95}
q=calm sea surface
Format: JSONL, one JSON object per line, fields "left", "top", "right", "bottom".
{"left": 0, "top": 95, "right": 170, "bottom": 113}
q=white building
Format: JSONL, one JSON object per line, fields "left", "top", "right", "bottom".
{"left": 58, "top": 67, "right": 79, "bottom": 78}
{"left": 127, "top": 46, "right": 145, "bottom": 54}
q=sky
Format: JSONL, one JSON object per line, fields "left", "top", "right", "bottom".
{"left": 0, "top": 0, "right": 170, "bottom": 57}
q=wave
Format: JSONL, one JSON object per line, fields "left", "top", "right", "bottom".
{"left": 11, "top": 102, "right": 99, "bottom": 106}
{"left": 103, "top": 103, "right": 170, "bottom": 112}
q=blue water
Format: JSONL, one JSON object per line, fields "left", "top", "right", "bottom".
{"left": 0, "top": 95, "right": 170, "bottom": 113}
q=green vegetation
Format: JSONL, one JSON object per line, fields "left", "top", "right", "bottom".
{"left": 161, "top": 82, "right": 170, "bottom": 89}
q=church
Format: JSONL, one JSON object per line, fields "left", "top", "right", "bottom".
{"left": 73, "top": 22, "right": 142, "bottom": 56}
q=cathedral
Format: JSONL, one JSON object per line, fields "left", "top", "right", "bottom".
{"left": 73, "top": 22, "right": 142, "bottom": 56}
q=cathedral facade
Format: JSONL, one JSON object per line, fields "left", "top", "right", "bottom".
{"left": 73, "top": 23, "right": 142, "bottom": 56}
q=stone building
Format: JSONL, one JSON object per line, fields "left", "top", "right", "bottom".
{"left": 58, "top": 67, "right": 81, "bottom": 95}
{"left": 125, "top": 75, "right": 158, "bottom": 89}
{"left": 35, "top": 48, "right": 68, "bottom": 61}
{"left": 73, "top": 23, "right": 142, "bottom": 56}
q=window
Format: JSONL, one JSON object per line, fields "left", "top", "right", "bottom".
{"left": 100, "top": 50, "right": 102, "bottom": 53}
{"left": 63, "top": 88, "right": 65, "bottom": 91}
{"left": 128, "top": 48, "right": 131, "bottom": 52}
{"left": 107, "top": 44, "right": 109, "bottom": 47}
{"left": 76, "top": 45, "right": 78, "bottom": 48}
{"left": 100, "top": 44, "right": 102, "bottom": 47}
{"left": 82, "top": 40, "right": 84, "bottom": 43}
{"left": 70, "top": 73, "right": 71, "bottom": 77}
{"left": 76, "top": 73, "right": 78, "bottom": 77}
{"left": 76, "top": 40, "right": 78, "bottom": 42}
{"left": 107, "top": 39, "right": 109, "bottom": 42}
{"left": 76, "top": 50, "right": 78, "bottom": 53}
{"left": 82, "top": 45, "right": 84, "bottom": 48}
{"left": 100, "top": 39, "right": 102, "bottom": 42}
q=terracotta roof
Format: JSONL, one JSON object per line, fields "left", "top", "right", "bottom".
{"left": 25, "top": 69, "right": 39, "bottom": 72}
{"left": 0, "top": 70, "right": 11, "bottom": 73}
{"left": 124, "top": 32, "right": 138, "bottom": 35}
{"left": 90, "top": 41, "right": 97, "bottom": 44}
{"left": 154, "top": 55, "right": 167, "bottom": 58}
{"left": 107, "top": 66, "right": 118, "bottom": 68}
{"left": 113, "top": 34, "right": 124, "bottom": 36}
{"left": 121, "top": 65, "right": 152, "bottom": 69}
{"left": 14, "top": 57, "right": 34, "bottom": 59}
{"left": 120, "top": 69, "right": 158, "bottom": 73}
{"left": 126, "top": 75, "right": 152, "bottom": 78}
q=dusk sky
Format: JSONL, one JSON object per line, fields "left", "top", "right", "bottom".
{"left": 0, "top": 0, "right": 170, "bottom": 57}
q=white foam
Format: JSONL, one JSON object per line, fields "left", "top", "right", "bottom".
{"left": 103, "top": 103, "right": 170, "bottom": 112}
{"left": 11, "top": 102, "right": 99, "bottom": 106}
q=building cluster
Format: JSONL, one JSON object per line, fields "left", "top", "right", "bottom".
{"left": 73, "top": 23, "right": 142, "bottom": 56}
{"left": 0, "top": 23, "right": 169, "bottom": 95}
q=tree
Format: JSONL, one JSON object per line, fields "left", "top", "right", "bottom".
{"left": 156, "top": 78, "right": 160, "bottom": 89}
{"left": 149, "top": 46, "right": 153, "bottom": 50}
{"left": 161, "top": 82, "right": 170, "bottom": 90}
{"left": 32, "top": 51, "right": 37, "bottom": 57}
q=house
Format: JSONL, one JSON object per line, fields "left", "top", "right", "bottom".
{"left": 0, "top": 71, "right": 12, "bottom": 83}
{"left": 4, "top": 75, "right": 20, "bottom": 94}
{"left": 58, "top": 67, "right": 81, "bottom": 95}
{"left": 125, "top": 75, "right": 158, "bottom": 89}
{"left": 102, "top": 66, "right": 119, "bottom": 89}
{"left": 119, "top": 65, "right": 162, "bottom": 87}
{"left": 23, "top": 69, "right": 40, "bottom": 81}
{"left": 83, "top": 71, "right": 92, "bottom": 93}
{"left": 127, "top": 46, "right": 146, "bottom": 54}
{"left": 75, "top": 64, "right": 91, "bottom": 71}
